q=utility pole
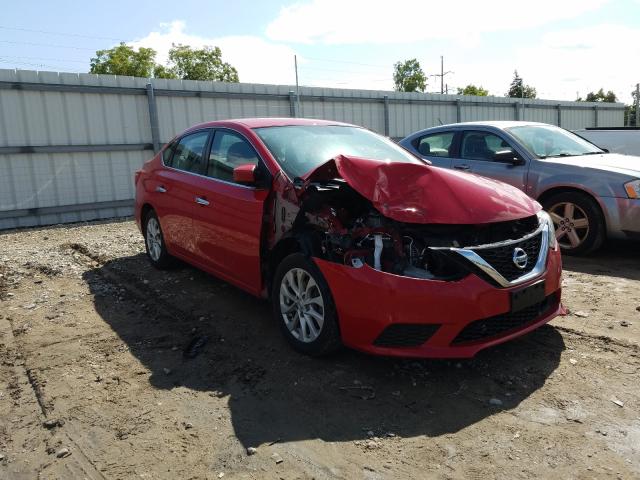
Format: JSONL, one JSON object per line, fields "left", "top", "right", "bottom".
{"left": 294, "top": 55, "right": 300, "bottom": 117}
{"left": 440, "top": 56, "right": 444, "bottom": 94}
{"left": 635, "top": 83, "right": 639, "bottom": 127}
{"left": 434, "top": 56, "right": 453, "bottom": 95}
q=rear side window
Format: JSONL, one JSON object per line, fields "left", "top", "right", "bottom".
{"left": 415, "top": 132, "right": 455, "bottom": 157}
{"left": 171, "top": 131, "right": 210, "bottom": 174}
{"left": 207, "top": 130, "right": 259, "bottom": 183}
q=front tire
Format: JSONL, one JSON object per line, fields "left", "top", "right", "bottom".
{"left": 543, "top": 191, "right": 605, "bottom": 255}
{"left": 272, "top": 253, "right": 341, "bottom": 356}
{"left": 143, "top": 210, "right": 173, "bottom": 269}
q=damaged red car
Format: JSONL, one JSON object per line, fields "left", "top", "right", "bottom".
{"left": 134, "top": 118, "right": 563, "bottom": 358}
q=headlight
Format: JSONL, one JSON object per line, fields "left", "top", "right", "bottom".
{"left": 624, "top": 179, "right": 640, "bottom": 199}
{"left": 537, "top": 210, "right": 558, "bottom": 250}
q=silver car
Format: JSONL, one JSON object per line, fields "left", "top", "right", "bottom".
{"left": 400, "top": 121, "right": 640, "bottom": 255}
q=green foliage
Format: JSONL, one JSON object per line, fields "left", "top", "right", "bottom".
{"left": 625, "top": 88, "right": 638, "bottom": 125}
{"left": 166, "top": 44, "right": 239, "bottom": 82}
{"left": 393, "top": 59, "right": 427, "bottom": 93}
{"left": 90, "top": 43, "right": 239, "bottom": 82}
{"left": 153, "top": 64, "right": 178, "bottom": 80}
{"left": 90, "top": 43, "right": 157, "bottom": 77}
{"left": 577, "top": 88, "right": 617, "bottom": 103}
{"left": 457, "top": 84, "right": 489, "bottom": 96}
{"left": 506, "top": 70, "right": 537, "bottom": 99}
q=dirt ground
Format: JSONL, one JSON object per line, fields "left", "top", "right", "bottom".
{"left": 1, "top": 219, "right": 639, "bottom": 480}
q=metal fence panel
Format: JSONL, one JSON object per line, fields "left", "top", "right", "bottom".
{"left": 0, "top": 68, "right": 626, "bottom": 229}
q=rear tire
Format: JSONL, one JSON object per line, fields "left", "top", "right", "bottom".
{"left": 542, "top": 191, "right": 605, "bottom": 255}
{"left": 272, "top": 253, "right": 342, "bottom": 356}
{"left": 143, "top": 210, "right": 174, "bottom": 269}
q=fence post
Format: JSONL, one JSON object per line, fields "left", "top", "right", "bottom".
{"left": 594, "top": 105, "right": 599, "bottom": 127}
{"left": 146, "top": 82, "right": 161, "bottom": 153}
{"left": 513, "top": 101, "right": 520, "bottom": 121}
{"left": 456, "top": 99, "right": 462, "bottom": 123}
{"left": 289, "top": 91, "right": 296, "bottom": 117}
{"left": 557, "top": 104, "right": 562, "bottom": 127}
{"left": 383, "top": 95, "right": 390, "bottom": 136}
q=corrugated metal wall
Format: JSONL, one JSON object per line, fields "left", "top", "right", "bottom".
{"left": 0, "top": 68, "right": 626, "bottom": 229}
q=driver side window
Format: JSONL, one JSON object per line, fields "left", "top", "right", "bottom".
{"left": 207, "top": 130, "right": 259, "bottom": 183}
{"left": 461, "top": 131, "right": 516, "bottom": 161}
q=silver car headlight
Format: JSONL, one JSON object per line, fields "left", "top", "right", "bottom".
{"left": 537, "top": 210, "right": 558, "bottom": 250}
{"left": 624, "top": 179, "right": 640, "bottom": 199}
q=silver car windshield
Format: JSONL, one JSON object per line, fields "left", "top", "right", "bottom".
{"left": 254, "top": 125, "right": 422, "bottom": 179}
{"left": 507, "top": 125, "right": 603, "bottom": 159}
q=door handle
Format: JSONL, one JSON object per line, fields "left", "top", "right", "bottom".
{"left": 454, "top": 164, "right": 470, "bottom": 171}
{"left": 155, "top": 185, "right": 167, "bottom": 193}
{"left": 195, "top": 196, "right": 210, "bottom": 206}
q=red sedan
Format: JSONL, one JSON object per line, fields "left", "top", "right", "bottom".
{"left": 134, "top": 118, "right": 563, "bottom": 358}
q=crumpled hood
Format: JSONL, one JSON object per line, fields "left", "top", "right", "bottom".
{"left": 303, "top": 155, "right": 540, "bottom": 224}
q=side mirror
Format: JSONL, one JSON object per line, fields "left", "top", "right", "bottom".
{"left": 233, "top": 164, "right": 258, "bottom": 185}
{"left": 494, "top": 150, "right": 525, "bottom": 165}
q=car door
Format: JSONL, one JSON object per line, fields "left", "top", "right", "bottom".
{"left": 451, "top": 130, "right": 529, "bottom": 191}
{"left": 188, "top": 128, "right": 269, "bottom": 296}
{"left": 409, "top": 131, "right": 457, "bottom": 168}
{"left": 150, "top": 130, "right": 212, "bottom": 257}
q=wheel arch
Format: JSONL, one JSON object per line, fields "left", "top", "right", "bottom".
{"left": 537, "top": 186, "right": 608, "bottom": 230}
{"left": 536, "top": 185, "right": 607, "bottom": 221}
{"left": 140, "top": 203, "right": 155, "bottom": 234}
{"left": 264, "top": 230, "right": 323, "bottom": 297}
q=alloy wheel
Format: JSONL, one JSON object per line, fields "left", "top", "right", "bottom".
{"left": 146, "top": 217, "right": 163, "bottom": 261}
{"left": 548, "top": 202, "right": 590, "bottom": 250}
{"left": 279, "top": 268, "right": 325, "bottom": 343}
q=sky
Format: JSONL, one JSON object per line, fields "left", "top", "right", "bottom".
{"left": 1, "top": 0, "right": 639, "bottom": 103}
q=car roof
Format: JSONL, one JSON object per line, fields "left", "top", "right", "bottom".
{"left": 436, "top": 121, "right": 550, "bottom": 129}
{"left": 189, "top": 117, "right": 356, "bottom": 130}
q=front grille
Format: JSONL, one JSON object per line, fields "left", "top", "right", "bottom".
{"left": 451, "top": 294, "right": 557, "bottom": 345}
{"left": 373, "top": 324, "right": 440, "bottom": 348}
{"left": 472, "top": 232, "right": 542, "bottom": 282}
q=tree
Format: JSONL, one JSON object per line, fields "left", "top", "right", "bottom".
{"left": 457, "top": 84, "right": 489, "bottom": 96}
{"left": 153, "top": 64, "right": 178, "bottom": 80}
{"left": 577, "top": 88, "right": 617, "bottom": 103}
{"left": 393, "top": 59, "right": 427, "bottom": 93}
{"left": 506, "top": 70, "right": 537, "bottom": 99}
{"left": 90, "top": 43, "right": 239, "bottom": 82}
{"left": 165, "top": 44, "right": 239, "bottom": 82}
{"left": 625, "top": 88, "right": 638, "bottom": 125}
{"left": 90, "top": 43, "right": 157, "bottom": 77}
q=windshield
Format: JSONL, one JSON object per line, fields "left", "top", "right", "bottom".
{"left": 254, "top": 125, "right": 422, "bottom": 178}
{"left": 507, "top": 125, "right": 603, "bottom": 158}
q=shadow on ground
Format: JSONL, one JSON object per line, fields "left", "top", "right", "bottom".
{"left": 563, "top": 239, "right": 640, "bottom": 281}
{"left": 83, "top": 253, "right": 564, "bottom": 447}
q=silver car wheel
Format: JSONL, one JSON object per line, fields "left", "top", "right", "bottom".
{"left": 146, "top": 217, "right": 163, "bottom": 261}
{"left": 548, "top": 202, "right": 590, "bottom": 250}
{"left": 279, "top": 267, "right": 325, "bottom": 343}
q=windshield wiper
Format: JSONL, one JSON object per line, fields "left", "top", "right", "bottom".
{"left": 539, "top": 153, "right": 574, "bottom": 159}
{"left": 580, "top": 151, "right": 604, "bottom": 155}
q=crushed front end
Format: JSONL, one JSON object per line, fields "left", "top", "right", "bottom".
{"left": 269, "top": 155, "right": 564, "bottom": 358}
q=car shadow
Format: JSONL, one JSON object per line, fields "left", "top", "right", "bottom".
{"left": 562, "top": 240, "right": 640, "bottom": 281}
{"left": 83, "top": 253, "right": 564, "bottom": 447}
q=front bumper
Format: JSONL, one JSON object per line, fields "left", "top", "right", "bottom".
{"left": 601, "top": 197, "right": 640, "bottom": 240}
{"left": 314, "top": 246, "right": 563, "bottom": 358}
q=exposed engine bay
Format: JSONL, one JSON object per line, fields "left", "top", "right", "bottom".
{"left": 295, "top": 178, "right": 540, "bottom": 281}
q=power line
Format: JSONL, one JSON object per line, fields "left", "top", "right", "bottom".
{"left": 302, "top": 56, "right": 390, "bottom": 69}
{"left": 0, "top": 54, "right": 88, "bottom": 64}
{"left": 0, "top": 39, "right": 97, "bottom": 51}
{"left": 0, "top": 25, "right": 123, "bottom": 42}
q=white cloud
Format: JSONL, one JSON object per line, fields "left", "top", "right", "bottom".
{"left": 266, "top": 0, "right": 609, "bottom": 45}
{"left": 516, "top": 24, "right": 640, "bottom": 102}
{"left": 130, "top": 21, "right": 298, "bottom": 85}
